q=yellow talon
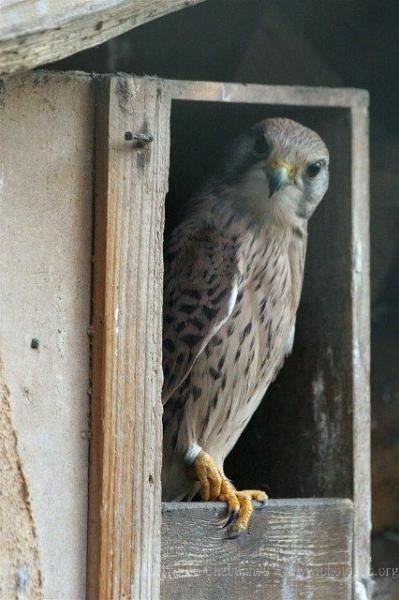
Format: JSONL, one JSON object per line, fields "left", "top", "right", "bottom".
{"left": 189, "top": 451, "right": 268, "bottom": 534}
{"left": 224, "top": 490, "right": 268, "bottom": 536}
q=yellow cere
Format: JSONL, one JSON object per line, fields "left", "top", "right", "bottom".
{"left": 270, "top": 158, "right": 298, "bottom": 179}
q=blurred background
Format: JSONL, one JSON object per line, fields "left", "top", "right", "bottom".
{"left": 51, "top": 1, "right": 399, "bottom": 597}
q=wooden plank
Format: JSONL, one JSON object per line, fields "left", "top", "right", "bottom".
{"left": 0, "top": 0, "right": 206, "bottom": 75}
{"left": 165, "top": 79, "right": 368, "bottom": 108}
{"left": 350, "top": 103, "right": 371, "bottom": 597}
{"left": 0, "top": 71, "right": 94, "bottom": 599}
{"left": 161, "top": 500, "right": 354, "bottom": 600}
{"left": 88, "top": 75, "right": 170, "bottom": 600}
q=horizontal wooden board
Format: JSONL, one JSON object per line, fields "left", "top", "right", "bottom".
{"left": 161, "top": 499, "right": 353, "bottom": 600}
{"left": 164, "top": 78, "right": 368, "bottom": 108}
{"left": 0, "top": 0, "right": 206, "bottom": 74}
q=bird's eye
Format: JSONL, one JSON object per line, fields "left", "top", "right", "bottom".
{"left": 254, "top": 134, "right": 270, "bottom": 155}
{"left": 305, "top": 160, "right": 324, "bottom": 179}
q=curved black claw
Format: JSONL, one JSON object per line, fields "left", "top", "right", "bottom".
{"left": 223, "top": 508, "right": 239, "bottom": 528}
{"left": 255, "top": 498, "right": 269, "bottom": 509}
{"left": 225, "top": 526, "right": 248, "bottom": 540}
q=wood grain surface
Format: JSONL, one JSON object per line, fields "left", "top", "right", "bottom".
{"left": 161, "top": 499, "right": 354, "bottom": 600}
{"left": 0, "top": 0, "right": 206, "bottom": 74}
{"left": 87, "top": 75, "right": 170, "bottom": 600}
{"left": 0, "top": 71, "right": 369, "bottom": 599}
{"left": 165, "top": 78, "right": 368, "bottom": 108}
{"left": 0, "top": 71, "right": 94, "bottom": 599}
{"left": 350, "top": 103, "right": 371, "bottom": 591}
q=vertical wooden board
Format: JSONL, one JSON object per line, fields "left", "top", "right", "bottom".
{"left": 88, "top": 75, "right": 170, "bottom": 600}
{"left": 350, "top": 104, "right": 371, "bottom": 594}
{"left": 0, "top": 72, "right": 94, "bottom": 598}
{"left": 161, "top": 500, "right": 354, "bottom": 600}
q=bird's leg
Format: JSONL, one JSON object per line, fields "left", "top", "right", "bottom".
{"left": 187, "top": 450, "right": 224, "bottom": 501}
{"left": 187, "top": 449, "right": 268, "bottom": 535}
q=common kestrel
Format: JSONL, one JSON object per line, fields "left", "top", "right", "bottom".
{"left": 162, "top": 118, "right": 329, "bottom": 534}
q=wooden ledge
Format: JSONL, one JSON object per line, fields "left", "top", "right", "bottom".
{"left": 161, "top": 499, "right": 354, "bottom": 599}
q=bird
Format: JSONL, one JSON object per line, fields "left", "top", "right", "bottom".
{"left": 161, "top": 117, "right": 329, "bottom": 535}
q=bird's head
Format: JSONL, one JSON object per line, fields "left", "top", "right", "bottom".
{"left": 216, "top": 118, "right": 329, "bottom": 227}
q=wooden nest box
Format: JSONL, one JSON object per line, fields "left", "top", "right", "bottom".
{"left": 0, "top": 69, "right": 370, "bottom": 600}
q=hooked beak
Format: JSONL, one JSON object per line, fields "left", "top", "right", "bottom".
{"left": 268, "top": 159, "right": 297, "bottom": 198}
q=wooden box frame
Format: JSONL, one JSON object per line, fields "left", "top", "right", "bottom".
{"left": 88, "top": 76, "right": 370, "bottom": 599}
{"left": 0, "top": 71, "right": 369, "bottom": 599}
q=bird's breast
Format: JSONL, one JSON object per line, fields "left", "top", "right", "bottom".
{"left": 193, "top": 239, "right": 299, "bottom": 454}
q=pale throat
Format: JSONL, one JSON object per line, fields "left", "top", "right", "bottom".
{"left": 227, "top": 170, "right": 307, "bottom": 236}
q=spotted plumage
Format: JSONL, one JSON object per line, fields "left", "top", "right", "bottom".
{"left": 162, "top": 118, "right": 329, "bottom": 533}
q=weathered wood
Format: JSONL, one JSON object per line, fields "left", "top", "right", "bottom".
{"left": 0, "top": 361, "right": 42, "bottom": 599}
{"left": 0, "top": 0, "right": 206, "bottom": 75}
{"left": 350, "top": 103, "right": 371, "bottom": 597}
{"left": 0, "top": 71, "right": 370, "bottom": 598}
{"left": 165, "top": 79, "right": 368, "bottom": 108}
{"left": 161, "top": 500, "right": 354, "bottom": 600}
{"left": 0, "top": 71, "right": 94, "bottom": 599}
{"left": 88, "top": 75, "right": 170, "bottom": 600}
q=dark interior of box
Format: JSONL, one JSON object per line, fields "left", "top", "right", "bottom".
{"left": 166, "top": 99, "right": 353, "bottom": 499}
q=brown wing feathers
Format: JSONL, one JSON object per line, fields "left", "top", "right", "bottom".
{"left": 162, "top": 224, "right": 239, "bottom": 403}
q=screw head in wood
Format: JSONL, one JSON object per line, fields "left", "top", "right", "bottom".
{"left": 124, "top": 131, "right": 154, "bottom": 147}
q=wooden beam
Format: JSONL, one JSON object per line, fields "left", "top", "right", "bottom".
{"left": 165, "top": 79, "right": 368, "bottom": 108}
{"left": 350, "top": 103, "right": 371, "bottom": 597}
{"left": 88, "top": 75, "right": 170, "bottom": 600}
{"left": 0, "top": 0, "right": 206, "bottom": 75}
{"left": 161, "top": 500, "right": 354, "bottom": 600}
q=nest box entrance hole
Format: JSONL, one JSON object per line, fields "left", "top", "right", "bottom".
{"left": 165, "top": 99, "right": 352, "bottom": 499}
